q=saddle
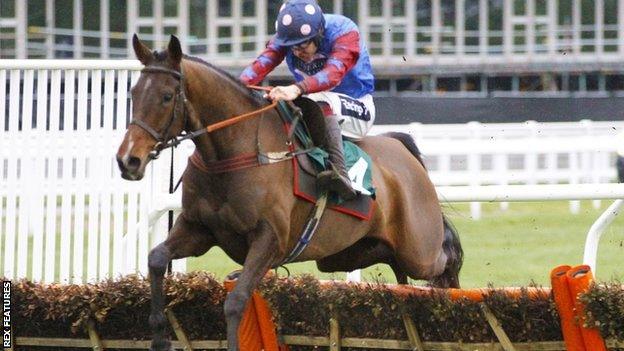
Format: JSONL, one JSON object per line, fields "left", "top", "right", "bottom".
{"left": 277, "top": 98, "right": 375, "bottom": 220}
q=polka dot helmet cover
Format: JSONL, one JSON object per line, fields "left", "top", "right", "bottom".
{"left": 274, "top": 0, "right": 325, "bottom": 46}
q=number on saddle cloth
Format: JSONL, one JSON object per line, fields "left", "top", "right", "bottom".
{"left": 342, "top": 143, "right": 374, "bottom": 196}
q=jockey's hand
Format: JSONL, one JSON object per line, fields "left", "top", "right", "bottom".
{"left": 267, "top": 84, "right": 302, "bottom": 101}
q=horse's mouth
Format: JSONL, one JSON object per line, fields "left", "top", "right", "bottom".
{"left": 120, "top": 171, "right": 144, "bottom": 181}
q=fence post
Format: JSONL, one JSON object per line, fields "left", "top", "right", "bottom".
{"left": 166, "top": 309, "right": 194, "bottom": 351}
{"left": 329, "top": 305, "right": 341, "bottom": 351}
{"left": 569, "top": 120, "right": 583, "bottom": 214}
{"left": 401, "top": 312, "right": 424, "bottom": 351}
{"left": 468, "top": 121, "right": 482, "bottom": 220}
{"left": 86, "top": 319, "right": 104, "bottom": 351}
{"left": 580, "top": 120, "right": 602, "bottom": 209}
{"left": 526, "top": 120, "right": 539, "bottom": 188}
{"left": 480, "top": 303, "right": 516, "bottom": 351}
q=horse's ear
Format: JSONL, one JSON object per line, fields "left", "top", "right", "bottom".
{"left": 168, "top": 35, "right": 183, "bottom": 65}
{"left": 132, "top": 34, "right": 153, "bottom": 65}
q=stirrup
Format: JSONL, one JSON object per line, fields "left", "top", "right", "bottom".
{"left": 317, "top": 170, "right": 357, "bottom": 200}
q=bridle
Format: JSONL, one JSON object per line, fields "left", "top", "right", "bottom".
{"left": 130, "top": 66, "right": 189, "bottom": 159}
{"left": 130, "top": 66, "right": 279, "bottom": 160}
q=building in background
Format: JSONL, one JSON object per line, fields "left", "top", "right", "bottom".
{"left": 2, "top": 0, "right": 624, "bottom": 123}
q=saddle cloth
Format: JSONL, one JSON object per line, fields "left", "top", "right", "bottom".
{"left": 276, "top": 99, "right": 376, "bottom": 220}
{"left": 292, "top": 155, "right": 375, "bottom": 221}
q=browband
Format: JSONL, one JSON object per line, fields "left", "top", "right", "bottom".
{"left": 141, "top": 66, "right": 183, "bottom": 79}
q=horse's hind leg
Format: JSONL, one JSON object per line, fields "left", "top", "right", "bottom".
{"left": 224, "top": 220, "right": 279, "bottom": 351}
{"left": 149, "top": 215, "right": 215, "bottom": 351}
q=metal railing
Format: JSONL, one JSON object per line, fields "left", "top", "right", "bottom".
{"left": 2, "top": 0, "right": 624, "bottom": 73}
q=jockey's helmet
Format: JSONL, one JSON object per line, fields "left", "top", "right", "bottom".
{"left": 274, "top": 0, "right": 325, "bottom": 47}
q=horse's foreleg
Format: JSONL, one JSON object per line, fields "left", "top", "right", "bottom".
{"left": 224, "top": 220, "right": 279, "bottom": 351}
{"left": 148, "top": 244, "right": 172, "bottom": 351}
{"left": 149, "top": 216, "right": 215, "bottom": 351}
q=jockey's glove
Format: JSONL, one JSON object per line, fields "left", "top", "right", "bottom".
{"left": 267, "top": 84, "right": 302, "bottom": 101}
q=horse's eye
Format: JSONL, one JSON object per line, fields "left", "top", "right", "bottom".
{"left": 163, "top": 94, "right": 173, "bottom": 103}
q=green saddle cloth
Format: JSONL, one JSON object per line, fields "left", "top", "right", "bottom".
{"left": 306, "top": 141, "right": 375, "bottom": 197}
{"left": 277, "top": 101, "right": 375, "bottom": 199}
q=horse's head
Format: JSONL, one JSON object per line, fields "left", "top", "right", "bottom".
{"left": 116, "top": 34, "right": 187, "bottom": 180}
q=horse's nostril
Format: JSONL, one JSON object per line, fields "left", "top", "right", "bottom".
{"left": 127, "top": 156, "right": 142, "bottom": 172}
{"left": 116, "top": 156, "right": 126, "bottom": 172}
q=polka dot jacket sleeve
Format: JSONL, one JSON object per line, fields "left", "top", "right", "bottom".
{"left": 296, "top": 31, "right": 361, "bottom": 94}
{"left": 239, "top": 39, "right": 287, "bottom": 85}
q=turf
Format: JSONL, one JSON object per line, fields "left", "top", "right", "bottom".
{"left": 187, "top": 200, "right": 624, "bottom": 288}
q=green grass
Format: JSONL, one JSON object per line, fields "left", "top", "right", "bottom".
{"left": 187, "top": 201, "right": 624, "bottom": 288}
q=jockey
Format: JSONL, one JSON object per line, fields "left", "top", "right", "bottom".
{"left": 240, "top": 0, "right": 375, "bottom": 200}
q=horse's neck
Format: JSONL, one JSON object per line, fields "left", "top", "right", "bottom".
{"left": 182, "top": 61, "right": 284, "bottom": 163}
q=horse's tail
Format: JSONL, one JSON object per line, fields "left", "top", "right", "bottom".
{"left": 384, "top": 131, "right": 463, "bottom": 288}
{"left": 432, "top": 215, "right": 464, "bottom": 288}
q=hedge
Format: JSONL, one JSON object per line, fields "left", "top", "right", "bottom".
{"left": 9, "top": 272, "right": 624, "bottom": 350}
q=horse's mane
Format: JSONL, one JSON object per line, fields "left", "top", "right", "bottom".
{"left": 151, "top": 48, "right": 265, "bottom": 105}
{"left": 181, "top": 53, "right": 266, "bottom": 106}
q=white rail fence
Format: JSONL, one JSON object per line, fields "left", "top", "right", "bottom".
{"left": 1, "top": 60, "right": 623, "bottom": 284}
{"left": 0, "top": 60, "right": 189, "bottom": 284}
{"left": 372, "top": 120, "right": 624, "bottom": 218}
{"left": 373, "top": 120, "right": 622, "bottom": 188}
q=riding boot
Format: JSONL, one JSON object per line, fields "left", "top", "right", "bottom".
{"left": 317, "top": 116, "right": 358, "bottom": 200}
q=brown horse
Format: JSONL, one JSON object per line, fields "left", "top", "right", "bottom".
{"left": 116, "top": 35, "right": 463, "bottom": 351}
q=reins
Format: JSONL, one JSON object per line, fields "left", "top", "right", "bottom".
{"left": 132, "top": 65, "right": 280, "bottom": 159}
{"left": 205, "top": 99, "right": 278, "bottom": 133}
